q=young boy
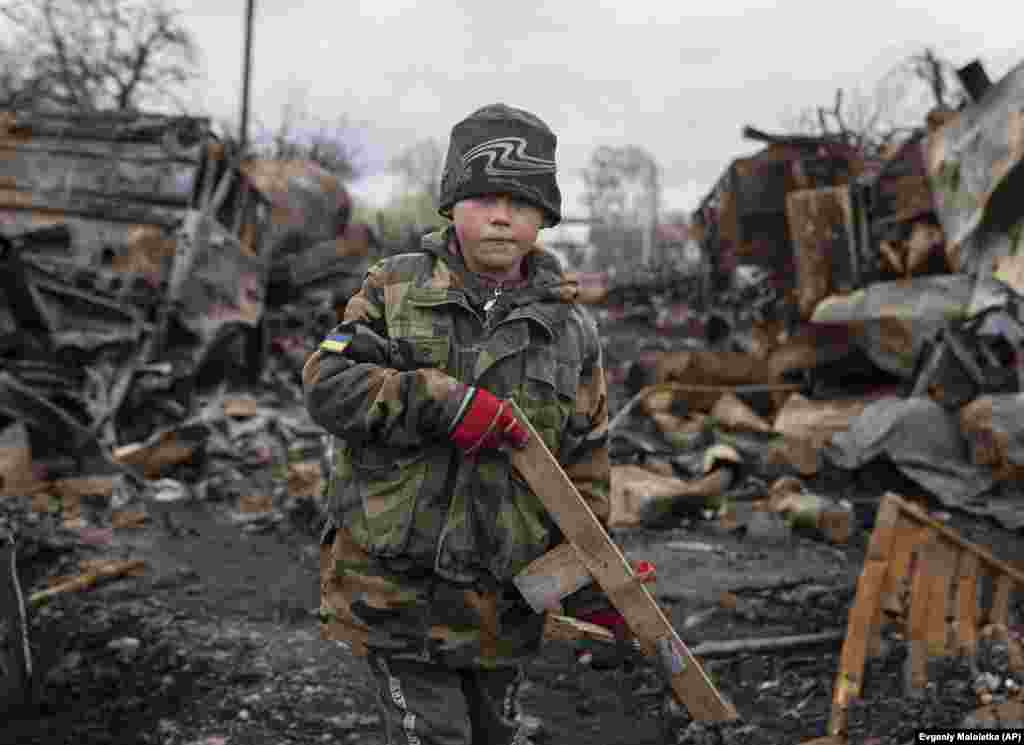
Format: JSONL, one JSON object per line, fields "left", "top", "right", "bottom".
{"left": 303, "top": 103, "right": 612, "bottom": 745}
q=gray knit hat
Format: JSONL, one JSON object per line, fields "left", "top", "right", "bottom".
{"left": 438, "top": 103, "right": 561, "bottom": 227}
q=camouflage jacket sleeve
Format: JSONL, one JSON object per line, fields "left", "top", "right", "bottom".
{"left": 560, "top": 307, "right": 611, "bottom": 527}
{"left": 558, "top": 307, "right": 615, "bottom": 620}
{"left": 301, "top": 263, "right": 462, "bottom": 447}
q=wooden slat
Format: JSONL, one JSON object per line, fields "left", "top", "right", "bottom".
{"left": 866, "top": 597, "right": 885, "bottom": 659}
{"left": 514, "top": 541, "right": 593, "bottom": 613}
{"left": 543, "top": 613, "right": 616, "bottom": 644}
{"left": 866, "top": 496, "right": 904, "bottom": 657}
{"left": 866, "top": 494, "right": 903, "bottom": 562}
{"left": 828, "top": 560, "right": 888, "bottom": 736}
{"left": 926, "top": 540, "right": 956, "bottom": 657}
{"left": 989, "top": 574, "right": 1012, "bottom": 627}
{"left": 944, "top": 548, "right": 963, "bottom": 654}
{"left": 890, "top": 494, "right": 1024, "bottom": 586}
{"left": 827, "top": 496, "right": 904, "bottom": 736}
{"left": 508, "top": 402, "right": 737, "bottom": 722}
{"left": 957, "top": 552, "right": 980, "bottom": 658}
{"left": 880, "top": 522, "right": 928, "bottom": 618}
{"left": 906, "top": 541, "right": 934, "bottom": 691}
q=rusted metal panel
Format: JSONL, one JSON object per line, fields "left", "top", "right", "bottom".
{"left": 926, "top": 59, "right": 1024, "bottom": 273}
{"left": 0, "top": 109, "right": 222, "bottom": 290}
{"left": 240, "top": 159, "right": 350, "bottom": 250}
{"left": 161, "top": 211, "right": 269, "bottom": 377}
{"left": 0, "top": 111, "right": 208, "bottom": 222}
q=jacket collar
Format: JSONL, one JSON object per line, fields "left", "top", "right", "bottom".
{"left": 420, "top": 227, "right": 571, "bottom": 307}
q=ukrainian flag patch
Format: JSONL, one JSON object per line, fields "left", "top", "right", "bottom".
{"left": 319, "top": 332, "right": 352, "bottom": 353}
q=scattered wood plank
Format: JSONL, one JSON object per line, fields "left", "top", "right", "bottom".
{"left": 515, "top": 541, "right": 593, "bottom": 613}
{"left": 690, "top": 630, "right": 845, "bottom": 658}
{"left": 543, "top": 615, "right": 844, "bottom": 658}
{"left": 989, "top": 573, "right": 1012, "bottom": 627}
{"left": 925, "top": 540, "right": 956, "bottom": 658}
{"left": 827, "top": 494, "right": 901, "bottom": 735}
{"left": 906, "top": 541, "right": 935, "bottom": 692}
{"left": 957, "top": 552, "right": 980, "bottom": 658}
{"left": 29, "top": 559, "right": 146, "bottom": 607}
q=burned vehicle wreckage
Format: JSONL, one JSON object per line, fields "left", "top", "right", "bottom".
{"left": 0, "top": 109, "right": 376, "bottom": 487}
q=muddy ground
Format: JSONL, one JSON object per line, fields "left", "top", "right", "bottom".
{"left": 3, "top": 467, "right": 1022, "bottom": 745}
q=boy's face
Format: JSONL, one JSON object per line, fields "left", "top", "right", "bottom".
{"left": 453, "top": 194, "right": 545, "bottom": 275}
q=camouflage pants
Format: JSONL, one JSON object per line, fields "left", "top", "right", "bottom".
{"left": 364, "top": 652, "right": 531, "bottom": 745}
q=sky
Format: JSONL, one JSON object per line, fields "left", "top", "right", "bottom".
{"left": 169, "top": 0, "right": 1022, "bottom": 219}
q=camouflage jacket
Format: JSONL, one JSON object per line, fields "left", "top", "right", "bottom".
{"left": 303, "top": 228, "right": 611, "bottom": 668}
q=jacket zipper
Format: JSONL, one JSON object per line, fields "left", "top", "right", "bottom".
{"left": 434, "top": 284, "right": 503, "bottom": 578}
{"left": 482, "top": 285, "right": 502, "bottom": 334}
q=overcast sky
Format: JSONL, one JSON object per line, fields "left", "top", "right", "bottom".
{"left": 170, "top": 0, "right": 1021, "bottom": 218}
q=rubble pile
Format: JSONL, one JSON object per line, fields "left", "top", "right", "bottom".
{"left": 589, "top": 58, "right": 1024, "bottom": 542}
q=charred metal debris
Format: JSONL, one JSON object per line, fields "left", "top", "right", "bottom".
{"left": 0, "top": 109, "right": 379, "bottom": 511}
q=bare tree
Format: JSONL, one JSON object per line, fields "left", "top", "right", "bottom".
{"left": 1, "top": 0, "right": 200, "bottom": 112}
{"left": 251, "top": 96, "right": 364, "bottom": 181}
{"left": 0, "top": 37, "right": 43, "bottom": 108}
{"left": 582, "top": 144, "right": 661, "bottom": 265}
{"left": 783, "top": 86, "right": 907, "bottom": 157}
{"left": 582, "top": 145, "right": 660, "bottom": 225}
{"left": 785, "top": 48, "right": 969, "bottom": 156}
{"left": 905, "top": 48, "right": 968, "bottom": 111}
{"left": 389, "top": 138, "right": 444, "bottom": 200}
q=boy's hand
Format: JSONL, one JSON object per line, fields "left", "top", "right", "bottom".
{"left": 447, "top": 386, "right": 529, "bottom": 456}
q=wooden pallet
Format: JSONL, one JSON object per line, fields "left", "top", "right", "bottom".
{"left": 508, "top": 402, "right": 738, "bottom": 722}
{"left": 820, "top": 492, "right": 1024, "bottom": 740}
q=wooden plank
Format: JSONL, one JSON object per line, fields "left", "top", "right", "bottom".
{"left": 29, "top": 559, "right": 146, "bottom": 606}
{"left": 926, "top": 540, "right": 957, "bottom": 658}
{"left": 906, "top": 542, "right": 934, "bottom": 691}
{"left": 828, "top": 496, "right": 904, "bottom": 735}
{"left": 828, "top": 559, "right": 888, "bottom": 736}
{"left": 865, "top": 496, "right": 903, "bottom": 658}
{"left": 890, "top": 494, "right": 1024, "bottom": 586}
{"left": 866, "top": 598, "right": 885, "bottom": 659}
{"left": 989, "top": 574, "right": 1012, "bottom": 627}
{"left": 945, "top": 548, "right": 963, "bottom": 655}
{"left": 508, "top": 402, "right": 737, "bottom": 722}
{"left": 879, "top": 521, "right": 927, "bottom": 618}
{"left": 957, "top": 552, "right": 980, "bottom": 658}
{"left": 514, "top": 542, "right": 593, "bottom": 613}
{"left": 543, "top": 613, "right": 616, "bottom": 644}
{"left": 867, "top": 494, "right": 903, "bottom": 562}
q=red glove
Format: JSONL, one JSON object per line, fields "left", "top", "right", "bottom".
{"left": 448, "top": 386, "right": 529, "bottom": 456}
{"left": 577, "top": 560, "right": 656, "bottom": 638}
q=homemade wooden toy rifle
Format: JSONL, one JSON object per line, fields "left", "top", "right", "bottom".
{"left": 507, "top": 401, "right": 738, "bottom": 722}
